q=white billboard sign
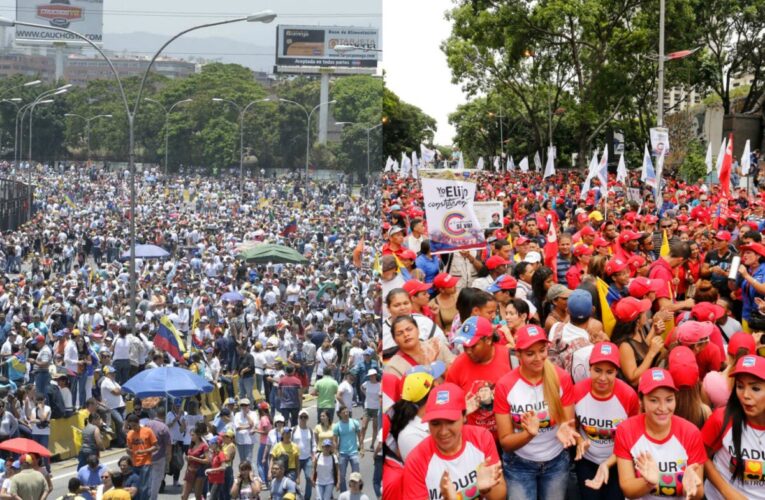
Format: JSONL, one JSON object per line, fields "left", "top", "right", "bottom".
{"left": 275, "top": 25, "right": 378, "bottom": 72}
{"left": 15, "top": 0, "right": 103, "bottom": 45}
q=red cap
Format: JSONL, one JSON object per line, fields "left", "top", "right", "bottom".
{"left": 593, "top": 236, "right": 609, "bottom": 248}
{"left": 580, "top": 225, "right": 596, "bottom": 237}
{"left": 628, "top": 277, "right": 664, "bottom": 298}
{"left": 402, "top": 280, "right": 431, "bottom": 296}
{"left": 433, "top": 273, "right": 459, "bottom": 289}
{"left": 453, "top": 316, "right": 494, "bottom": 348}
{"left": 573, "top": 245, "right": 593, "bottom": 257}
{"left": 34, "top": 335, "right": 45, "bottom": 344}
{"left": 422, "top": 383, "right": 466, "bottom": 423}
{"left": 589, "top": 342, "right": 621, "bottom": 368}
{"left": 638, "top": 368, "right": 677, "bottom": 394}
{"left": 576, "top": 213, "right": 590, "bottom": 224}
{"left": 740, "top": 243, "right": 765, "bottom": 259}
{"left": 643, "top": 215, "right": 658, "bottom": 224}
{"left": 727, "top": 331, "right": 756, "bottom": 356}
{"left": 399, "top": 249, "right": 417, "bottom": 260}
{"left": 485, "top": 255, "right": 511, "bottom": 270}
{"left": 515, "top": 324, "right": 550, "bottom": 350}
{"left": 715, "top": 230, "right": 731, "bottom": 242}
{"left": 730, "top": 355, "right": 765, "bottom": 380}
{"left": 612, "top": 297, "right": 651, "bottom": 322}
{"left": 668, "top": 346, "right": 699, "bottom": 388}
{"left": 676, "top": 320, "right": 715, "bottom": 344}
{"left": 691, "top": 302, "right": 725, "bottom": 323}
{"left": 605, "top": 257, "right": 629, "bottom": 276}
{"left": 618, "top": 230, "right": 642, "bottom": 244}
{"left": 514, "top": 236, "right": 530, "bottom": 246}
{"left": 488, "top": 275, "right": 518, "bottom": 292}
{"left": 627, "top": 255, "right": 646, "bottom": 269}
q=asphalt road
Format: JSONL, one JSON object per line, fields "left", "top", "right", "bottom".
{"left": 48, "top": 402, "right": 380, "bottom": 499}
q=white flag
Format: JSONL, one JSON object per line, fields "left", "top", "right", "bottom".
{"left": 384, "top": 156, "right": 394, "bottom": 172}
{"left": 641, "top": 144, "right": 656, "bottom": 187}
{"left": 412, "top": 151, "right": 419, "bottom": 167}
{"left": 742, "top": 139, "right": 751, "bottom": 176}
{"left": 519, "top": 156, "right": 529, "bottom": 172}
{"left": 420, "top": 144, "right": 436, "bottom": 163}
{"left": 457, "top": 153, "right": 465, "bottom": 170}
{"left": 412, "top": 152, "right": 419, "bottom": 179}
{"left": 543, "top": 145, "right": 555, "bottom": 179}
{"left": 476, "top": 156, "right": 485, "bottom": 171}
{"left": 581, "top": 151, "right": 599, "bottom": 199}
{"left": 401, "top": 152, "right": 412, "bottom": 178}
{"left": 493, "top": 156, "right": 500, "bottom": 171}
{"left": 597, "top": 143, "right": 608, "bottom": 194}
{"left": 508, "top": 156, "right": 515, "bottom": 171}
{"left": 616, "top": 153, "right": 627, "bottom": 183}
{"left": 715, "top": 137, "right": 727, "bottom": 176}
{"left": 392, "top": 159, "right": 399, "bottom": 172}
{"left": 705, "top": 142, "right": 713, "bottom": 174}
{"left": 534, "top": 151, "right": 542, "bottom": 172}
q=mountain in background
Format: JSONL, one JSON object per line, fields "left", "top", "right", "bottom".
{"left": 104, "top": 32, "right": 274, "bottom": 72}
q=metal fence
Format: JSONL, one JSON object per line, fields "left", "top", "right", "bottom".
{"left": 0, "top": 178, "right": 32, "bottom": 231}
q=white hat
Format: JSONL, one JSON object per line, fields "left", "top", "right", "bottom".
{"left": 274, "top": 414, "right": 285, "bottom": 423}
{"left": 524, "top": 251, "right": 542, "bottom": 264}
{"left": 367, "top": 368, "right": 378, "bottom": 377}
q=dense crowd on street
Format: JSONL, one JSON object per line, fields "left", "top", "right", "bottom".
{"left": 380, "top": 159, "right": 765, "bottom": 500}
{"left": 0, "top": 161, "right": 382, "bottom": 500}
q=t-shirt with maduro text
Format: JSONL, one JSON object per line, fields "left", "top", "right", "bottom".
{"left": 402, "top": 425, "right": 499, "bottom": 500}
{"left": 573, "top": 377, "right": 639, "bottom": 464}
{"left": 701, "top": 406, "right": 765, "bottom": 500}
{"left": 613, "top": 414, "right": 706, "bottom": 499}
{"left": 493, "top": 365, "right": 575, "bottom": 462}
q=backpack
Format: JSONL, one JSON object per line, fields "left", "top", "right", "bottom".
{"left": 547, "top": 322, "right": 591, "bottom": 376}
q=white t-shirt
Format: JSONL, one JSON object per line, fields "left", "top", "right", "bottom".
{"left": 361, "top": 381, "right": 381, "bottom": 410}
{"left": 315, "top": 453, "right": 337, "bottom": 486}
{"left": 183, "top": 414, "right": 205, "bottom": 445}
{"left": 336, "top": 380, "right": 354, "bottom": 411}
{"left": 397, "top": 415, "right": 429, "bottom": 462}
{"left": 166, "top": 411, "right": 184, "bottom": 442}
{"left": 100, "top": 377, "right": 124, "bottom": 409}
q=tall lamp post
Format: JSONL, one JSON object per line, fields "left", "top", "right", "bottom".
{"left": 278, "top": 98, "right": 336, "bottom": 183}
{"left": 144, "top": 98, "right": 192, "bottom": 176}
{"left": 0, "top": 10, "right": 277, "bottom": 335}
{"left": 0, "top": 98, "right": 21, "bottom": 165}
{"left": 211, "top": 97, "right": 270, "bottom": 198}
{"left": 335, "top": 120, "right": 384, "bottom": 182}
{"left": 487, "top": 106, "right": 505, "bottom": 161}
{"left": 64, "top": 113, "right": 113, "bottom": 161}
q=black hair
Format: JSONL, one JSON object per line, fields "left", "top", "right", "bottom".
{"left": 111, "top": 471, "right": 124, "bottom": 488}
{"left": 611, "top": 319, "right": 640, "bottom": 346}
{"left": 68, "top": 478, "right": 81, "bottom": 493}
{"left": 531, "top": 266, "right": 554, "bottom": 316}
{"left": 390, "top": 315, "right": 418, "bottom": 339}
{"left": 456, "top": 288, "right": 494, "bottom": 321}
{"left": 719, "top": 374, "right": 763, "bottom": 482}
{"left": 419, "top": 240, "right": 431, "bottom": 256}
{"left": 513, "top": 261, "right": 531, "bottom": 279}
{"left": 390, "top": 397, "right": 428, "bottom": 442}
{"left": 385, "top": 288, "right": 409, "bottom": 307}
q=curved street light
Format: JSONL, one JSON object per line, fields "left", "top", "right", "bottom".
{"left": 0, "top": 10, "right": 276, "bottom": 335}
{"left": 64, "top": 113, "right": 113, "bottom": 162}
{"left": 278, "top": 98, "right": 336, "bottom": 183}
{"left": 144, "top": 98, "right": 193, "bottom": 176}
{"left": 335, "top": 120, "right": 384, "bottom": 183}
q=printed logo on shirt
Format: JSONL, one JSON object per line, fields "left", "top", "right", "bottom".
{"left": 641, "top": 459, "right": 686, "bottom": 497}
{"left": 510, "top": 401, "right": 553, "bottom": 431}
{"left": 466, "top": 380, "right": 497, "bottom": 434}
{"left": 729, "top": 447, "right": 765, "bottom": 482}
{"left": 579, "top": 416, "right": 624, "bottom": 443}
{"left": 428, "top": 469, "right": 479, "bottom": 500}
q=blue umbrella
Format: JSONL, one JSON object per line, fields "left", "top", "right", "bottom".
{"left": 122, "top": 366, "right": 213, "bottom": 398}
{"left": 221, "top": 291, "right": 244, "bottom": 302}
{"left": 120, "top": 244, "right": 170, "bottom": 260}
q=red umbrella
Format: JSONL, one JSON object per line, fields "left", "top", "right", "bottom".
{"left": 0, "top": 437, "right": 51, "bottom": 458}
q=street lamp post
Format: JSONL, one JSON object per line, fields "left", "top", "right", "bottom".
{"left": 488, "top": 106, "right": 505, "bottom": 161}
{"left": 65, "top": 113, "right": 113, "bottom": 161}
{"left": 211, "top": 97, "right": 270, "bottom": 198}
{"left": 0, "top": 98, "right": 21, "bottom": 166}
{"left": 335, "top": 120, "right": 383, "bottom": 183}
{"left": 144, "top": 98, "right": 192, "bottom": 176}
{"left": 0, "top": 10, "right": 277, "bottom": 335}
{"left": 279, "top": 99, "right": 336, "bottom": 183}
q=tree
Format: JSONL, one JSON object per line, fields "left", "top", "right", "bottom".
{"left": 382, "top": 87, "right": 436, "bottom": 160}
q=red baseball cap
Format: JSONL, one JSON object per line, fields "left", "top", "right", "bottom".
{"left": 691, "top": 302, "right": 725, "bottom": 323}
{"left": 715, "top": 230, "right": 731, "bottom": 242}
{"left": 514, "top": 236, "right": 530, "bottom": 246}
{"left": 589, "top": 342, "right": 621, "bottom": 368}
{"left": 487, "top": 275, "right": 518, "bottom": 292}
{"left": 433, "top": 273, "right": 459, "bottom": 289}
{"left": 628, "top": 277, "right": 664, "bottom": 298}
{"left": 515, "top": 324, "right": 550, "bottom": 350}
{"left": 618, "top": 230, "right": 642, "bottom": 244}
{"left": 399, "top": 249, "right": 417, "bottom": 260}
{"left": 593, "top": 236, "right": 610, "bottom": 248}
{"left": 668, "top": 346, "right": 699, "bottom": 388}
{"left": 485, "top": 255, "right": 511, "bottom": 270}
{"left": 643, "top": 215, "right": 658, "bottom": 224}
{"left": 727, "top": 331, "right": 756, "bottom": 357}
{"left": 740, "top": 243, "right": 765, "bottom": 259}
{"left": 422, "top": 383, "right": 466, "bottom": 423}
{"left": 605, "top": 257, "right": 629, "bottom": 276}
{"left": 638, "top": 368, "right": 678, "bottom": 394}
{"left": 676, "top": 320, "right": 714, "bottom": 344}
{"left": 580, "top": 225, "right": 596, "bottom": 237}
{"left": 402, "top": 280, "right": 431, "bottom": 297}
{"left": 576, "top": 213, "right": 590, "bottom": 224}
{"left": 730, "top": 355, "right": 765, "bottom": 381}
{"left": 573, "top": 245, "right": 593, "bottom": 257}
{"left": 612, "top": 297, "right": 651, "bottom": 323}
{"left": 453, "top": 316, "right": 494, "bottom": 348}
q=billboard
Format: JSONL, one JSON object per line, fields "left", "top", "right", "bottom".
{"left": 15, "top": 0, "right": 103, "bottom": 45}
{"left": 275, "top": 25, "right": 379, "bottom": 70}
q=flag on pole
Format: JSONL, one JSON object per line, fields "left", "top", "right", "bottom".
{"left": 534, "top": 151, "right": 542, "bottom": 172}
{"left": 596, "top": 278, "right": 616, "bottom": 336}
{"left": 641, "top": 144, "right": 656, "bottom": 187}
{"left": 508, "top": 156, "right": 515, "bottom": 171}
{"left": 493, "top": 156, "right": 500, "bottom": 172}
{"left": 384, "top": 156, "right": 394, "bottom": 172}
{"left": 705, "top": 142, "right": 712, "bottom": 174}
{"left": 457, "top": 153, "right": 465, "bottom": 170}
{"left": 543, "top": 145, "right": 555, "bottom": 179}
{"left": 616, "top": 153, "right": 627, "bottom": 183}
{"left": 155, "top": 316, "right": 187, "bottom": 363}
{"left": 401, "top": 152, "right": 412, "bottom": 178}
{"left": 420, "top": 144, "right": 436, "bottom": 163}
{"left": 597, "top": 143, "right": 608, "bottom": 195}
{"left": 412, "top": 151, "right": 419, "bottom": 179}
{"left": 719, "top": 134, "right": 733, "bottom": 198}
{"left": 519, "top": 156, "right": 529, "bottom": 172}
{"left": 581, "top": 151, "right": 599, "bottom": 199}
{"left": 543, "top": 215, "right": 558, "bottom": 282}
{"left": 476, "top": 156, "right": 485, "bottom": 171}
{"left": 742, "top": 139, "right": 751, "bottom": 176}
{"left": 715, "top": 137, "right": 727, "bottom": 177}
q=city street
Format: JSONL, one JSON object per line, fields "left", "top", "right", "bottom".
{"left": 47, "top": 401, "right": 379, "bottom": 499}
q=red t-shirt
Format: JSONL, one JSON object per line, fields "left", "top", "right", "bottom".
{"left": 701, "top": 407, "right": 765, "bottom": 500}
{"left": 614, "top": 414, "right": 706, "bottom": 499}
{"left": 208, "top": 451, "right": 226, "bottom": 484}
{"left": 494, "top": 365, "right": 575, "bottom": 462}
{"left": 573, "top": 378, "right": 639, "bottom": 463}
{"left": 648, "top": 259, "right": 675, "bottom": 301}
{"left": 402, "top": 425, "right": 499, "bottom": 500}
{"left": 445, "top": 347, "right": 512, "bottom": 440}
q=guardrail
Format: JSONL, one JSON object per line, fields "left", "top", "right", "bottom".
{"left": 0, "top": 178, "right": 32, "bottom": 231}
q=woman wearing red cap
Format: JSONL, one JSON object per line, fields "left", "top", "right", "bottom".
{"left": 566, "top": 245, "right": 593, "bottom": 290}
{"left": 610, "top": 297, "right": 666, "bottom": 388}
{"left": 731, "top": 242, "right": 765, "bottom": 331}
{"left": 702, "top": 355, "right": 765, "bottom": 500}
{"left": 573, "top": 342, "right": 639, "bottom": 500}
{"left": 402, "top": 383, "right": 506, "bottom": 500}
{"left": 430, "top": 273, "right": 460, "bottom": 333}
{"left": 381, "top": 289, "right": 446, "bottom": 361}
{"left": 668, "top": 346, "right": 711, "bottom": 428}
{"left": 614, "top": 368, "right": 705, "bottom": 499}
{"left": 383, "top": 316, "right": 454, "bottom": 378}
{"left": 494, "top": 324, "right": 580, "bottom": 500}
{"left": 402, "top": 279, "right": 435, "bottom": 321}
{"left": 702, "top": 331, "right": 757, "bottom": 409}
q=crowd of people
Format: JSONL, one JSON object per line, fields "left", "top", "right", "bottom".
{"left": 0, "top": 161, "right": 382, "bottom": 500}
{"left": 381, "top": 165, "right": 765, "bottom": 500}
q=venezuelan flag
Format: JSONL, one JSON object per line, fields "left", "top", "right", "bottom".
{"left": 596, "top": 278, "right": 616, "bottom": 337}
{"left": 63, "top": 194, "right": 76, "bottom": 209}
{"left": 280, "top": 219, "right": 298, "bottom": 236}
{"left": 8, "top": 354, "right": 26, "bottom": 380}
{"left": 154, "top": 316, "right": 187, "bottom": 363}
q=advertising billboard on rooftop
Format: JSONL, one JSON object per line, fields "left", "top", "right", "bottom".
{"left": 15, "top": 0, "right": 103, "bottom": 45}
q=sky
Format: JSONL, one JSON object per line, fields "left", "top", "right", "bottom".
{"left": 382, "top": 0, "right": 466, "bottom": 144}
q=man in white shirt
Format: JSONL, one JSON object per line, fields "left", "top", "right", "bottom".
{"left": 99, "top": 366, "right": 126, "bottom": 447}
{"left": 335, "top": 373, "right": 355, "bottom": 416}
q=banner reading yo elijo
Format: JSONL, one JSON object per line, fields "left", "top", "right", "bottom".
{"left": 420, "top": 169, "right": 485, "bottom": 254}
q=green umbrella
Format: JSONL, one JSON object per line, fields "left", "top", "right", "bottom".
{"left": 317, "top": 281, "right": 338, "bottom": 300}
{"left": 236, "top": 244, "right": 308, "bottom": 265}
